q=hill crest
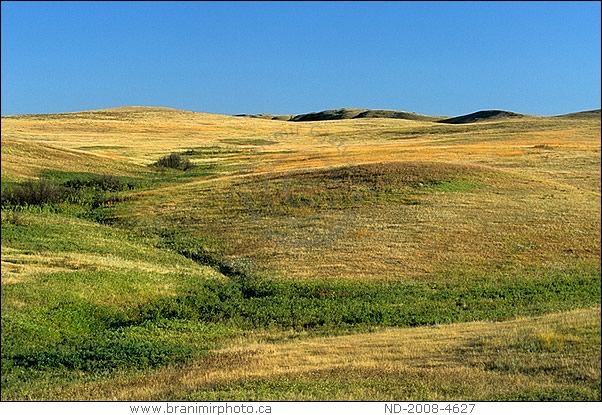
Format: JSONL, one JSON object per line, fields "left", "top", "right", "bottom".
{"left": 437, "top": 110, "right": 525, "bottom": 124}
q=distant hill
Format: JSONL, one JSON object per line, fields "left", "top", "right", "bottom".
{"left": 235, "top": 113, "right": 294, "bottom": 121}
{"left": 237, "top": 108, "right": 441, "bottom": 122}
{"left": 7, "top": 106, "right": 599, "bottom": 124}
{"left": 553, "top": 109, "right": 601, "bottom": 119}
{"left": 438, "top": 110, "right": 525, "bottom": 124}
{"left": 290, "top": 108, "right": 366, "bottom": 121}
{"left": 3, "top": 106, "right": 198, "bottom": 120}
{"left": 230, "top": 107, "right": 602, "bottom": 122}
{"left": 290, "top": 108, "right": 443, "bottom": 122}
{"left": 352, "top": 109, "right": 443, "bottom": 121}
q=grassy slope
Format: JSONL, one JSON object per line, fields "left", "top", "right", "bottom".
{"left": 131, "top": 160, "right": 598, "bottom": 282}
{"left": 59, "top": 307, "right": 600, "bottom": 401}
{"left": 1, "top": 209, "right": 236, "bottom": 399}
{"left": 1, "top": 107, "right": 600, "bottom": 400}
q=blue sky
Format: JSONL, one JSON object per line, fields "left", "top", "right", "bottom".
{"left": 1, "top": 1, "right": 600, "bottom": 116}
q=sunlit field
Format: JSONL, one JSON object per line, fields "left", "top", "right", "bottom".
{"left": 1, "top": 106, "right": 600, "bottom": 400}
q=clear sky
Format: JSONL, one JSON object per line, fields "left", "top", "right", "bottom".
{"left": 1, "top": 1, "right": 600, "bottom": 116}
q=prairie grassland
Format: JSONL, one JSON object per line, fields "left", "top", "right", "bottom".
{"left": 0, "top": 209, "right": 220, "bottom": 289}
{"left": 23, "top": 307, "right": 601, "bottom": 401}
{"left": 1, "top": 106, "right": 600, "bottom": 400}
{"left": 128, "top": 159, "right": 598, "bottom": 281}
{"left": 3, "top": 108, "right": 599, "bottom": 190}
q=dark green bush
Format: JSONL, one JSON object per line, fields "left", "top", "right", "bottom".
{"left": 0, "top": 176, "right": 134, "bottom": 211}
{"left": 154, "top": 153, "right": 194, "bottom": 170}
{"left": 1, "top": 180, "right": 68, "bottom": 207}
{"left": 63, "top": 175, "right": 133, "bottom": 192}
{"left": 9, "top": 336, "right": 195, "bottom": 371}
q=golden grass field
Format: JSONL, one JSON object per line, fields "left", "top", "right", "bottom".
{"left": 3, "top": 107, "right": 599, "bottom": 281}
{"left": 1, "top": 106, "right": 600, "bottom": 400}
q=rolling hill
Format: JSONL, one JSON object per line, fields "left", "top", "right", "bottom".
{"left": 1, "top": 105, "right": 600, "bottom": 401}
{"left": 236, "top": 107, "right": 443, "bottom": 122}
{"left": 438, "top": 109, "right": 526, "bottom": 124}
{"left": 554, "top": 109, "right": 601, "bottom": 119}
{"left": 234, "top": 107, "right": 601, "bottom": 124}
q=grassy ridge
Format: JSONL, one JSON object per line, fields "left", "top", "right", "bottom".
{"left": 124, "top": 158, "right": 599, "bottom": 283}
{"left": 0, "top": 207, "right": 231, "bottom": 399}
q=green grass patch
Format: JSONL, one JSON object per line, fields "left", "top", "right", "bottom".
{"left": 76, "top": 145, "right": 128, "bottom": 151}
{"left": 0, "top": 207, "right": 228, "bottom": 399}
{"left": 40, "top": 170, "right": 137, "bottom": 185}
{"left": 1, "top": 316, "right": 234, "bottom": 400}
{"left": 130, "top": 269, "right": 601, "bottom": 332}
{"left": 422, "top": 178, "right": 479, "bottom": 192}
{"left": 220, "top": 138, "right": 277, "bottom": 146}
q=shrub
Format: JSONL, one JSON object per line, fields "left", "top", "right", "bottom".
{"left": 63, "top": 175, "right": 133, "bottom": 192}
{"left": 10, "top": 336, "right": 195, "bottom": 371}
{"left": 154, "top": 153, "right": 194, "bottom": 171}
{"left": 1, "top": 180, "right": 68, "bottom": 207}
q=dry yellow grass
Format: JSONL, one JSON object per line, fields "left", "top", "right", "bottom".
{"left": 2, "top": 106, "right": 599, "bottom": 281}
{"left": 3, "top": 107, "right": 599, "bottom": 190}
{"left": 0, "top": 246, "right": 207, "bottom": 284}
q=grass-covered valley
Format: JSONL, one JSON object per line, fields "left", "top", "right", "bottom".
{"left": 1, "top": 106, "right": 600, "bottom": 400}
